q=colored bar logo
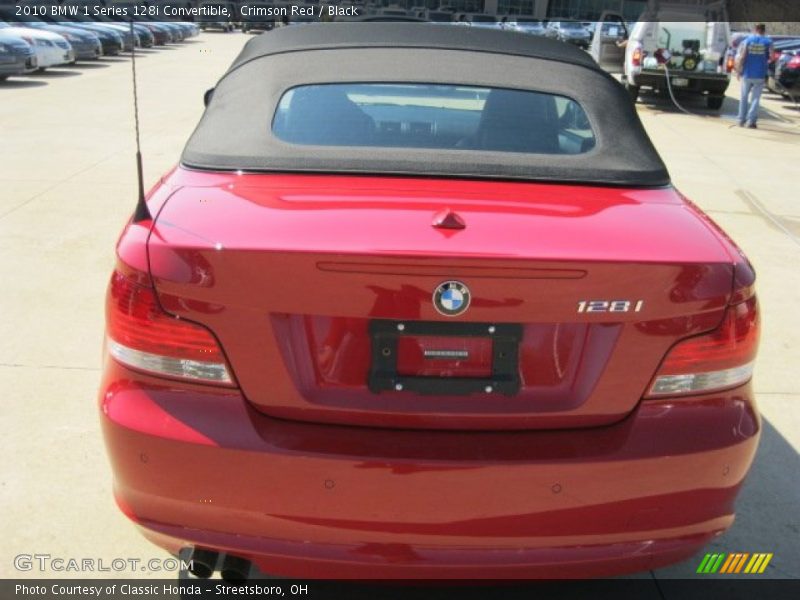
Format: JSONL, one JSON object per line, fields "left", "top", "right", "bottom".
{"left": 696, "top": 552, "right": 773, "bottom": 574}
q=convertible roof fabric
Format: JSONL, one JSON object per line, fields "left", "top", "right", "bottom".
{"left": 224, "top": 22, "right": 602, "bottom": 72}
{"left": 182, "top": 24, "right": 670, "bottom": 186}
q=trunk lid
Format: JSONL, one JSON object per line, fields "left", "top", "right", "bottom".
{"left": 147, "top": 170, "right": 735, "bottom": 430}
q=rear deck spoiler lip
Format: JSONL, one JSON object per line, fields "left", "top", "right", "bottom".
{"left": 176, "top": 163, "right": 675, "bottom": 191}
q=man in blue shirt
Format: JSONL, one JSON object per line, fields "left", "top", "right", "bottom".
{"left": 737, "top": 24, "right": 772, "bottom": 128}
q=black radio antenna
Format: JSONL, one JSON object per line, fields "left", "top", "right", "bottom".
{"left": 130, "top": 19, "right": 151, "bottom": 223}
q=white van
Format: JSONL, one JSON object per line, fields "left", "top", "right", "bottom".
{"left": 590, "top": 5, "right": 732, "bottom": 110}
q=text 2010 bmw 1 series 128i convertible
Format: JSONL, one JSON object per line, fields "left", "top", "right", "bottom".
{"left": 100, "top": 24, "right": 760, "bottom": 580}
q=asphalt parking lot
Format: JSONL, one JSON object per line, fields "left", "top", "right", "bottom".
{"left": 1, "top": 31, "right": 799, "bottom": 591}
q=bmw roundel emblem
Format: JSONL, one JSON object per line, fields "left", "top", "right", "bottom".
{"left": 433, "top": 281, "right": 471, "bottom": 317}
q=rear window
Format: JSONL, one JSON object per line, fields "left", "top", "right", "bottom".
{"left": 272, "top": 83, "right": 595, "bottom": 155}
{"left": 656, "top": 22, "right": 708, "bottom": 51}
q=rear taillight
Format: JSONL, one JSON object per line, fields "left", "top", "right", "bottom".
{"left": 632, "top": 45, "right": 643, "bottom": 67}
{"left": 106, "top": 270, "right": 234, "bottom": 386}
{"left": 789, "top": 56, "right": 800, "bottom": 68}
{"left": 646, "top": 296, "right": 758, "bottom": 398}
{"left": 726, "top": 54, "right": 735, "bottom": 73}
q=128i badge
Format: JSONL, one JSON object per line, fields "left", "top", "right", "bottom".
{"left": 433, "top": 281, "right": 471, "bottom": 317}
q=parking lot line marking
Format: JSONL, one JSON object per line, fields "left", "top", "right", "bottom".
{"left": 736, "top": 190, "right": 800, "bottom": 249}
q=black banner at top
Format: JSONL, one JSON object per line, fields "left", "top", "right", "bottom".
{"left": 2, "top": 1, "right": 800, "bottom": 24}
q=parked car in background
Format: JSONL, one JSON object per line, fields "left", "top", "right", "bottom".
{"left": 241, "top": 2, "right": 277, "bottom": 33}
{"left": 0, "top": 31, "right": 36, "bottom": 80}
{"left": 111, "top": 16, "right": 173, "bottom": 46}
{"left": 25, "top": 21, "right": 101, "bottom": 61}
{"left": 767, "top": 38, "right": 800, "bottom": 85}
{"left": 593, "top": 11, "right": 731, "bottom": 110}
{"left": 60, "top": 0, "right": 168, "bottom": 46}
{"left": 173, "top": 19, "right": 201, "bottom": 39}
{"left": 101, "top": 24, "right": 760, "bottom": 581}
{"left": 50, "top": 15, "right": 124, "bottom": 56}
{"left": 59, "top": 5, "right": 155, "bottom": 50}
{"left": 175, "top": 20, "right": 196, "bottom": 40}
{"left": 772, "top": 49, "right": 800, "bottom": 100}
{"left": 545, "top": 20, "right": 591, "bottom": 48}
{"left": 58, "top": 0, "right": 163, "bottom": 46}
{"left": 0, "top": 9, "right": 102, "bottom": 61}
{"left": 60, "top": 2, "right": 139, "bottom": 51}
{"left": 157, "top": 20, "right": 188, "bottom": 42}
{"left": 109, "top": 1, "right": 188, "bottom": 42}
{"left": 589, "top": 17, "right": 630, "bottom": 73}
{"left": 13, "top": 0, "right": 132, "bottom": 49}
{"left": 198, "top": 2, "right": 239, "bottom": 32}
{"left": 505, "top": 17, "right": 546, "bottom": 36}
{"left": 0, "top": 20, "right": 73, "bottom": 70}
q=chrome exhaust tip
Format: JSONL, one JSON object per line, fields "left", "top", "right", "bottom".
{"left": 187, "top": 547, "right": 218, "bottom": 579}
{"left": 220, "top": 554, "right": 251, "bottom": 583}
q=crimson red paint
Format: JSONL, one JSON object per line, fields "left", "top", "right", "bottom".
{"left": 100, "top": 169, "right": 760, "bottom": 578}
{"left": 657, "top": 297, "right": 758, "bottom": 375}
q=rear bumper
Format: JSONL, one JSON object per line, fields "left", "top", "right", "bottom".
{"left": 150, "top": 31, "right": 169, "bottom": 45}
{"left": 35, "top": 46, "right": 72, "bottom": 68}
{"left": 630, "top": 71, "right": 730, "bottom": 95}
{"left": 53, "top": 45, "right": 74, "bottom": 64}
{"left": 0, "top": 54, "right": 37, "bottom": 75}
{"left": 73, "top": 42, "right": 102, "bottom": 60}
{"left": 777, "top": 70, "right": 800, "bottom": 98}
{"left": 100, "top": 362, "right": 760, "bottom": 578}
{"left": 100, "top": 40, "right": 122, "bottom": 56}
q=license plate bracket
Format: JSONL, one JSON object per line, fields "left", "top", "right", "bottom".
{"left": 368, "top": 320, "right": 522, "bottom": 396}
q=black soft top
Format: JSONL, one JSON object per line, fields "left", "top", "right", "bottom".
{"left": 226, "top": 22, "right": 602, "bottom": 72}
{"left": 182, "top": 24, "right": 670, "bottom": 187}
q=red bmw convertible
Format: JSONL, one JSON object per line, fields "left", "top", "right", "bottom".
{"left": 100, "top": 24, "right": 760, "bottom": 580}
